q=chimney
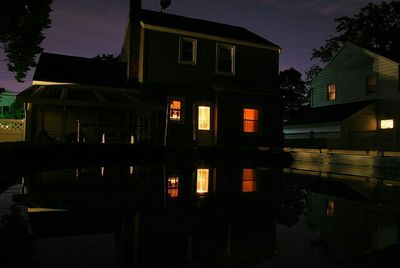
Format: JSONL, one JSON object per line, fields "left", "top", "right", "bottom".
{"left": 127, "top": 0, "right": 141, "bottom": 84}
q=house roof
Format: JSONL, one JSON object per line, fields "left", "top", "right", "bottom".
{"left": 17, "top": 84, "right": 163, "bottom": 112}
{"left": 285, "top": 100, "right": 376, "bottom": 126}
{"left": 138, "top": 9, "right": 280, "bottom": 49}
{"left": 33, "top": 53, "right": 128, "bottom": 87}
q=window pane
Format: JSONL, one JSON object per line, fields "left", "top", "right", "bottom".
{"left": 366, "top": 75, "right": 377, "bottom": 94}
{"left": 168, "top": 177, "right": 179, "bottom": 198}
{"left": 327, "top": 84, "right": 336, "bottom": 100}
{"left": 242, "top": 169, "right": 257, "bottom": 192}
{"left": 198, "top": 106, "right": 210, "bottom": 130}
{"left": 326, "top": 200, "right": 335, "bottom": 217}
{"left": 196, "top": 169, "right": 209, "bottom": 194}
{"left": 243, "top": 108, "right": 258, "bottom": 120}
{"left": 217, "top": 44, "right": 234, "bottom": 74}
{"left": 169, "top": 100, "right": 182, "bottom": 121}
{"left": 243, "top": 121, "right": 257, "bottom": 133}
{"left": 380, "top": 119, "right": 394, "bottom": 129}
{"left": 180, "top": 38, "right": 196, "bottom": 64}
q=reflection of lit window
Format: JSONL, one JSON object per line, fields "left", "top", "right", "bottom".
{"left": 243, "top": 108, "right": 259, "bottom": 133}
{"left": 327, "top": 84, "right": 336, "bottom": 101}
{"left": 169, "top": 100, "right": 182, "bottom": 122}
{"left": 168, "top": 177, "right": 179, "bottom": 198}
{"left": 198, "top": 106, "right": 210, "bottom": 130}
{"left": 326, "top": 200, "right": 334, "bottom": 217}
{"left": 196, "top": 169, "right": 209, "bottom": 194}
{"left": 242, "top": 168, "right": 257, "bottom": 192}
{"left": 380, "top": 119, "right": 394, "bottom": 129}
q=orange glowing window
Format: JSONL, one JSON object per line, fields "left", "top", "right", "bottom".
{"left": 243, "top": 108, "right": 259, "bottom": 133}
{"left": 169, "top": 100, "right": 182, "bottom": 121}
{"left": 326, "top": 200, "right": 335, "bottom": 217}
{"left": 327, "top": 84, "right": 336, "bottom": 101}
{"left": 168, "top": 177, "right": 179, "bottom": 198}
{"left": 198, "top": 106, "right": 211, "bottom": 130}
{"left": 242, "top": 168, "right": 257, "bottom": 192}
{"left": 196, "top": 169, "right": 209, "bottom": 194}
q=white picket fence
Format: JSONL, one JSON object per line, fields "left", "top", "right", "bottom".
{"left": 0, "top": 119, "right": 25, "bottom": 142}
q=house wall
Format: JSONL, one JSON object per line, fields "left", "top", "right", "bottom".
{"left": 312, "top": 43, "right": 399, "bottom": 108}
{"left": 143, "top": 29, "right": 279, "bottom": 90}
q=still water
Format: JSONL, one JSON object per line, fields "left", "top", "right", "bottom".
{"left": 1, "top": 161, "right": 400, "bottom": 268}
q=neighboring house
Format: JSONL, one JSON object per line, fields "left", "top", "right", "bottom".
{"left": 18, "top": 0, "right": 282, "bottom": 148}
{"left": 285, "top": 42, "right": 400, "bottom": 150}
{"left": 0, "top": 90, "right": 16, "bottom": 118}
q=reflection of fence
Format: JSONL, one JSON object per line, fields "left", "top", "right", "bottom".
{"left": 0, "top": 119, "right": 25, "bottom": 142}
{"left": 284, "top": 129, "right": 400, "bottom": 151}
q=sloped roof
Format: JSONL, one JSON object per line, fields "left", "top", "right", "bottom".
{"left": 138, "top": 9, "right": 280, "bottom": 49}
{"left": 17, "top": 84, "right": 163, "bottom": 111}
{"left": 33, "top": 53, "right": 128, "bottom": 87}
{"left": 286, "top": 100, "right": 376, "bottom": 126}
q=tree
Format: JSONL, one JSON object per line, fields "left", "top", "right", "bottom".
{"left": 93, "top": 53, "right": 119, "bottom": 63}
{"left": 0, "top": 0, "right": 53, "bottom": 82}
{"left": 312, "top": 1, "right": 400, "bottom": 63}
{"left": 278, "top": 68, "right": 308, "bottom": 114}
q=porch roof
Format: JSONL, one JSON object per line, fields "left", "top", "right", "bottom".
{"left": 17, "top": 84, "right": 164, "bottom": 112}
{"left": 285, "top": 100, "right": 376, "bottom": 126}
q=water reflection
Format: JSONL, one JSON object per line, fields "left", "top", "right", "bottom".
{"left": 1, "top": 164, "right": 400, "bottom": 267}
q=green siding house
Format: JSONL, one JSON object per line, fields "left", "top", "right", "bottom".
{"left": 18, "top": 0, "right": 282, "bottom": 149}
{"left": 285, "top": 42, "right": 400, "bottom": 151}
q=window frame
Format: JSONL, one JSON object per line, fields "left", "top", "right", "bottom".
{"left": 366, "top": 73, "right": 378, "bottom": 95}
{"left": 215, "top": 43, "right": 236, "bottom": 76}
{"left": 179, "top": 37, "right": 197, "bottom": 65}
{"left": 241, "top": 105, "right": 262, "bottom": 136}
{"left": 168, "top": 97, "right": 185, "bottom": 124}
{"left": 327, "top": 84, "right": 336, "bottom": 101}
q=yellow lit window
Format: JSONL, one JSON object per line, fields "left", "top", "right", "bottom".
{"left": 196, "top": 169, "right": 209, "bottom": 194}
{"left": 243, "top": 108, "right": 259, "bottom": 133}
{"left": 198, "top": 106, "right": 210, "bottom": 130}
{"left": 326, "top": 200, "right": 335, "bottom": 217}
{"left": 327, "top": 84, "right": 336, "bottom": 101}
{"left": 168, "top": 177, "right": 179, "bottom": 198}
{"left": 380, "top": 119, "right": 394, "bottom": 129}
{"left": 242, "top": 168, "right": 257, "bottom": 193}
{"left": 169, "top": 100, "right": 182, "bottom": 121}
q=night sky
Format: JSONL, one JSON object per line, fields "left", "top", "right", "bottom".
{"left": 0, "top": 0, "right": 381, "bottom": 92}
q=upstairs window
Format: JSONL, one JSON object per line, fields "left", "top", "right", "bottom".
{"left": 179, "top": 37, "right": 197, "bottom": 65}
{"left": 366, "top": 74, "right": 378, "bottom": 94}
{"left": 216, "top": 43, "right": 235, "bottom": 75}
{"left": 242, "top": 107, "right": 260, "bottom": 134}
{"left": 198, "top": 106, "right": 211, "bottom": 130}
{"left": 327, "top": 84, "right": 336, "bottom": 101}
{"left": 169, "top": 99, "right": 184, "bottom": 122}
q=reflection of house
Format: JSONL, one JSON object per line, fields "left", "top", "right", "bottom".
{"left": 285, "top": 42, "right": 400, "bottom": 150}
{"left": 17, "top": 0, "right": 282, "bottom": 148}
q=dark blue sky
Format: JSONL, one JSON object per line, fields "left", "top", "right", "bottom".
{"left": 0, "top": 0, "right": 380, "bottom": 92}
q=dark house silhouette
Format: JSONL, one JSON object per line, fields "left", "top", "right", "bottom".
{"left": 18, "top": 0, "right": 282, "bottom": 149}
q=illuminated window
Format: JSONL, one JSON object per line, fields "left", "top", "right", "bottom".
{"left": 380, "top": 119, "right": 394, "bottom": 129}
{"left": 327, "top": 84, "right": 336, "bottom": 101}
{"left": 169, "top": 99, "right": 183, "bottom": 122}
{"left": 179, "top": 37, "right": 197, "bottom": 65}
{"left": 243, "top": 108, "right": 259, "bottom": 133}
{"left": 168, "top": 177, "right": 179, "bottom": 198}
{"left": 242, "top": 169, "right": 257, "bottom": 193}
{"left": 198, "top": 106, "right": 210, "bottom": 130}
{"left": 216, "top": 43, "right": 235, "bottom": 75}
{"left": 196, "top": 169, "right": 209, "bottom": 194}
{"left": 366, "top": 74, "right": 378, "bottom": 94}
{"left": 326, "top": 200, "right": 335, "bottom": 217}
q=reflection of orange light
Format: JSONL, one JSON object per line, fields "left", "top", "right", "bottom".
{"left": 242, "top": 168, "right": 256, "bottom": 192}
{"left": 197, "top": 169, "right": 209, "bottom": 194}
{"left": 168, "top": 177, "right": 179, "bottom": 198}
{"left": 326, "top": 200, "right": 334, "bottom": 217}
{"left": 243, "top": 108, "right": 258, "bottom": 133}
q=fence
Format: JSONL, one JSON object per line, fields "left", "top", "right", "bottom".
{"left": 284, "top": 129, "right": 400, "bottom": 152}
{"left": 0, "top": 119, "right": 25, "bottom": 142}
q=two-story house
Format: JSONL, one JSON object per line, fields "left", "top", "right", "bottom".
{"left": 18, "top": 0, "right": 282, "bottom": 148}
{"left": 285, "top": 42, "right": 400, "bottom": 150}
